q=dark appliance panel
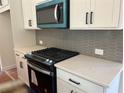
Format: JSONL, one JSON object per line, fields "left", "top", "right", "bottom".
{"left": 28, "top": 63, "right": 56, "bottom": 93}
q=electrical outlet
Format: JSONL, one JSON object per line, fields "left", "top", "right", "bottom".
{"left": 39, "top": 40, "right": 43, "bottom": 45}
{"left": 95, "top": 49, "right": 104, "bottom": 55}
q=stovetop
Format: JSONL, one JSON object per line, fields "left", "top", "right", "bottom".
{"left": 31, "top": 47, "right": 79, "bottom": 63}
{"left": 25, "top": 47, "right": 79, "bottom": 71}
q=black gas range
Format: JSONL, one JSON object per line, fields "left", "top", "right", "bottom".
{"left": 25, "top": 47, "right": 79, "bottom": 93}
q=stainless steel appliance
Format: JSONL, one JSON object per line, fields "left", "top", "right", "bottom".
{"left": 25, "top": 48, "right": 79, "bottom": 93}
{"left": 36, "top": 0, "right": 69, "bottom": 29}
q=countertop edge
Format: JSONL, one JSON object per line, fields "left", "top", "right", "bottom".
{"left": 14, "top": 45, "right": 47, "bottom": 54}
{"left": 55, "top": 63, "right": 123, "bottom": 88}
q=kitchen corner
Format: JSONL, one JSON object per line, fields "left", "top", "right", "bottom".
{"left": 0, "top": 0, "right": 123, "bottom": 93}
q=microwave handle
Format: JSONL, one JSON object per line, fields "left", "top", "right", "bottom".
{"left": 54, "top": 4, "right": 59, "bottom": 23}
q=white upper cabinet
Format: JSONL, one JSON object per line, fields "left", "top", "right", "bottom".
{"left": 0, "top": 0, "right": 10, "bottom": 13}
{"left": 90, "top": 0, "right": 120, "bottom": 28}
{"left": 33, "top": 0, "right": 50, "bottom": 4}
{"left": 70, "top": 0, "right": 91, "bottom": 28}
{"left": 22, "top": 0, "right": 37, "bottom": 30}
{"left": 70, "top": 0, "right": 122, "bottom": 30}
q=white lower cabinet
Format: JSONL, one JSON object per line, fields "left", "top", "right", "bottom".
{"left": 15, "top": 52, "right": 29, "bottom": 86}
{"left": 58, "top": 78, "right": 86, "bottom": 93}
{"left": 57, "top": 69, "right": 121, "bottom": 93}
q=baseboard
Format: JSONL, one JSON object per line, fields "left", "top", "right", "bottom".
{"left": 2, "top": 64, "right": 16, "bottom": 71}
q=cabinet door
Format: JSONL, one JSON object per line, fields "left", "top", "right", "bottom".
{"left": 70, "top": 0, "right": 91, "bottom": 29}
{"left": 2, "top": 0, "right": 8, "bottom": 6}
{"left": 22, "top": 0, "right": 34, "bottom": 29}
{"left": 15, "top": 53, "right": 21, "bottom": 78}
{"left": 57, "top": 78, "right": 86, "bottom": 93}
{"left": 15, "top": 52, "right": 29, "bottom": 86}
{"left": 19, "top": 56, "right": 29, "bottom": 86}
{"left": 0, "top": 0, "right": 8, "bottom": 7}
{"left": 0, "top": 0, "right": 9, "bottom": 9}
{"left": 90, "top": 0, "right": 120, "bottom": 27}
{"left": 0, "top": 0, "right": 3, "bottom": 7}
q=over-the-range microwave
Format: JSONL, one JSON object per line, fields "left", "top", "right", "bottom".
{"left": 36, "top": 0, "right": 69, "bottom": 29}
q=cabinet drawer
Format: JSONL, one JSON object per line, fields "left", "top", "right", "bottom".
{"left": 57, "top": 78, "right": 86, "bottom": 93}
{"left": 57, "top": 69, "right": 104, "bottom": 93}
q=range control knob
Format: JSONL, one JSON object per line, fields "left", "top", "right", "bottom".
{"left": 46, "top": 59, "right": 49, "bottom": 62}
{"left": 28, "top": 52, "right": 32, "bottom": 55}
{"left": 49, "top": 60, "right": 53, "bottom": 63}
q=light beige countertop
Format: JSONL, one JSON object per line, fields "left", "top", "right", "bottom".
{"left": 14, "top": 45, "right": 47, "bottom": 54}
{"left": 55, "top": 55, "right": 122, "bottom": 87}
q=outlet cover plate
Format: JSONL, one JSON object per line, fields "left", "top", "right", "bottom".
{"left": 95, "top": 49, "right": 104, "bottom": 55}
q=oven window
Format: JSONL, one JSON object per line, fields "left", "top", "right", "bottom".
{"left": 28, "top": 66, "right": 56, "bottom": 93}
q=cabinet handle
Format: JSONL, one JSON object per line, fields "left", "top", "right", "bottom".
{"left": 20, "top": 61, "right": 23, "bottom": 68}
{"left": 71, "top": 90, "right": 74, "bottom": 93}
{"left": 16, "top": 54, "right": 19, "bottom": 56}
{"left": 69, "top": 79, "right": 80, "bottom": 85}
{"left": 71, "top": 90, "right": 77, "bottom": 93}
{"left": 22, "top": 57, "right": 26, "bottom": 59}
{"left": 28, "top": 20, "right": 32, "bottom": 27}
{"left": 70, "top": 90, "right": 74, "bottom": 93}
{"left": 90, "top": 12, "right": 93, "bottom": 24}
{"left": 86, "top": 12, "right": 89, "bottom": 24}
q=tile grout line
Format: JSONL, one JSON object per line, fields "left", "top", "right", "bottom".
{"left": 5, "top": 71, "right": 15, "bottom": 81}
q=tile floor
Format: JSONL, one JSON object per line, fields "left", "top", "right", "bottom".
{"left": 0, "top": 68, "right": 18, "bottom": 84}
{"left": 0, "top": 68, "right": 32, "bottom": 93}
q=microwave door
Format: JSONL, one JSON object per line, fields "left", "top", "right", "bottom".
{"left": 37, "top": 5, "right": 58, "bottom": 25}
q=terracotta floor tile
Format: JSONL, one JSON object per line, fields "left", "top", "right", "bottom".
{"left": 9, "top": 71, "right": 18, "bottom": 80}
{"left": 6, "top": 68, "right": 18, "bottom": 80}
{"left": 0, "top": 68, "right": 18, "bottom": 84}
{"left": 0, "top": 72, "right": 12, "bottom": 84}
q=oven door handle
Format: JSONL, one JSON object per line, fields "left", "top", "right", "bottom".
{"left": 28, "top": 63, "right": 51, "bottom": 76}
{"left": 54, "top": 4, "right": 59, "bottom": 23}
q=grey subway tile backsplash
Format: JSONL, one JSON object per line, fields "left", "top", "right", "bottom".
{"left": 36, "top": 29, "right": 123, "bottom": 62}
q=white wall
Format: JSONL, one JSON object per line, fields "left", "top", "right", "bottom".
{"left": 0, "top": 11, "right": 16, "bottom": 70}
{"left": 10, "top": 0, "right": 36, "bottom": 48}
{"left": 0, "top": 0, "right": 36, "bottom": 70}
{"left": 0, "top": 56, "right": 2, "bottom": 71}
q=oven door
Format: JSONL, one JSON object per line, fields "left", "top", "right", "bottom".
{"left": 28, "top": 62, "right": 56, "bottom": 93}
{"left": 36, "top": 0, "right": 68, "bottom": 28}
